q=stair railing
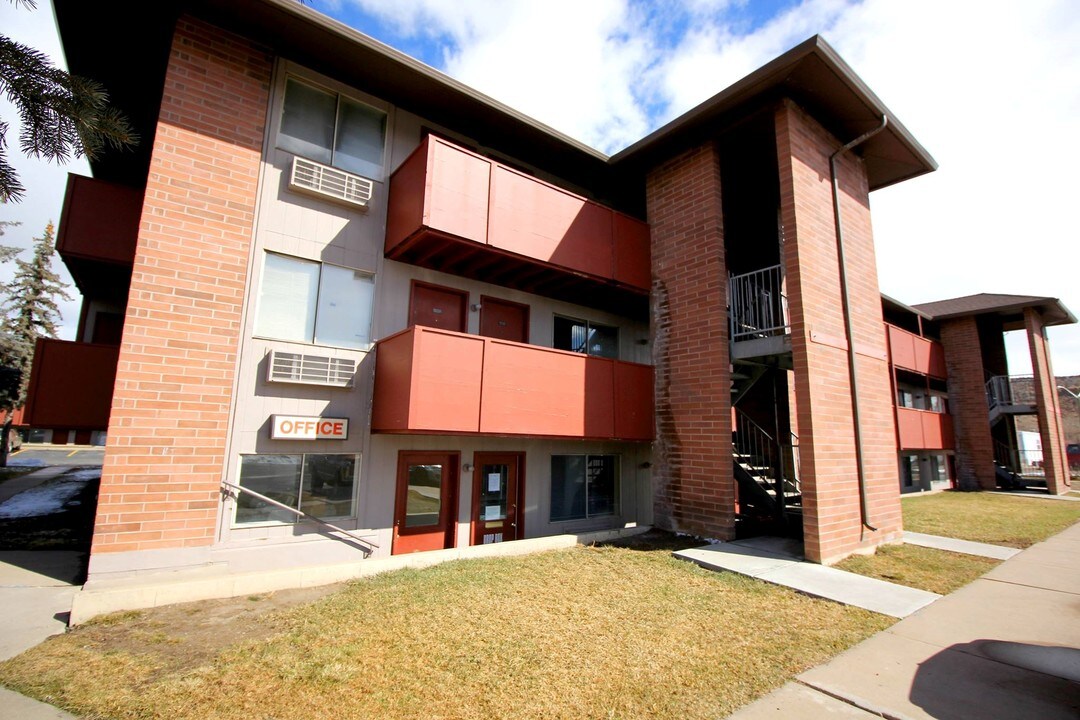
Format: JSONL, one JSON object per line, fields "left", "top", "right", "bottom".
{"left": 729, "top": 264, "right": 788, "bottom": 341}
{"left": 733, "top": 408, "right": 785, "bottom": 509}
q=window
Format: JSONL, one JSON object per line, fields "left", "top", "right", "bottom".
{"left": 235, "top": 453, "right": 357, "bottom": 524}
{"left": 550, "top": 455, "right": 618, "bottom": 521}
{"left": 901, "top": 454, "right": 920, "bottom": 489}
{"left": 254, "top": 253, "right": 375, "bottom": 350}
{"left": 278, "top": 77, "right": 387, "bottom": 179}
{"left": 553, "top": 316, "right": 618, "bottom": 359}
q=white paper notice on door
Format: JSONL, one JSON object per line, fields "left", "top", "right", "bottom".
{"left": 485, "top": 504, "right": 501, "bottom": 520}
{"left": 487, "top": 473, "right": 501, "bottom": 492}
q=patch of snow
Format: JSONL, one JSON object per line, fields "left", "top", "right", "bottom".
{"left": 0, "top": 478, "right": 89, "bottom": 519}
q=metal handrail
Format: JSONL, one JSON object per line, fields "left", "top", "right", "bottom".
{"left": 729, "top": 264, "right": 788, "bottom": 341}
{"left": 221, "top": 481, "right": 379, "bottom": 554}
{"left": 986, "top": 374, "right": 1035, "bottom": 409}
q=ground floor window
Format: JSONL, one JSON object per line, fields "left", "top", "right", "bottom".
{"left": 550, "top": 455, "right": 618, "bottom": 521}
{"left": 234, "top": 453, "right": 357, "bottom": 524}
{"left": 901, "top": 454, "right": 920, "bottom": 489}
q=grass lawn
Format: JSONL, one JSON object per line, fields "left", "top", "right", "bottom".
{"left": 834, "top": 544, "right": 999, "bottom": 595}
{"left": 0, "top": 535, "right": 894, "bottom": 720}
{"left": 902, "top": 491, "right": 1080, "bottom": 548}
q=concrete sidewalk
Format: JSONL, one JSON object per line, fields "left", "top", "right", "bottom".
{"left": 730, "top": 522, "right": 1080, "bottom": 719}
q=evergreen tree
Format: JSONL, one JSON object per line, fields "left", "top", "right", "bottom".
{"left": 1, "top": 0, "right": 137, "bottom": 202}
{"left": 0, "top": 220, "right": 70, "bottom": 464}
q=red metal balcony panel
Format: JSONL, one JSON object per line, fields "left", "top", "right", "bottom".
{"left": 613, "top": 212, "right": 651, "bottom": 289}
{"left": 614, "top": 361, "right": 655, "bottom": 441}
{"left": 23, "top": 339, "right": 119, "bottom": 429}
{"left": 887, "top": 324, "right": 917, "bottom": 371}
{"left": 896, "top": 407, "right": 954, "bottom": 450}
{"left": 927, "top": 342, "right": 947, "bottom": 379}
{"left": 372, "top": 326, "right": 653, "bottom": 440}
{"left": 57, "top": 174, "right": 140, "bottom": 265}
{"left": 887, "top": 324, "right": 946, "bottom": 379}
{"left": 385, "top": 140, "right": 430, "bottom": 254}
{"left": 489, "top": 165, "right": 613, "bottom": 279}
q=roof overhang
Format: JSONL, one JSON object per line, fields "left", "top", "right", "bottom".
{"left": 916, "top": 296, "right": 1077, "bottom": 331}
{"left": 610, "top": 35, "right": 937, "bottom": 191}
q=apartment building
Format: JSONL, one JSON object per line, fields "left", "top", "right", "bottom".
{"left": 22, "top": 0, "right": 1072, "bottom": 608}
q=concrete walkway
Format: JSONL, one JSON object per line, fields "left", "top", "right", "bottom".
{"left": 730, "top": 521, "right": 1080, "bottom": 719}
{"left": 674, "top": 536, "right": 941, "bottom": 618}
{"left": 903, "top": 531, "right": 1020, "bottom": 560}
{"left": 0, "top": 550, "right": 83, "bottom": 719}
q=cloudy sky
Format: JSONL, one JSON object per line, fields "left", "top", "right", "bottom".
{"left": 2, "top": 0, "right": 1079, "bottom": 376}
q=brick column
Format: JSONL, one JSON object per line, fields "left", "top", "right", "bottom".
{"left": 1025, "top": 308, "right": 1071, "bottom": 494}
{"left": 90, "top": 18, "right": 271, "bottom": 564}
{"left": 775, "top": 100, "right": 901, "bottom": 564}
{"left": 939, "top": 317, "right": 996, "bottom": 490}
{"left": 646, "top": 142, "right": 733, "bottom": 540}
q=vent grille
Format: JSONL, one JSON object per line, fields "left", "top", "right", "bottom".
{"left": 289, "top": 156, "right": 373, "bottom": 208}
{"left": 268, "top": 351, "right": 357, "bottom": 388}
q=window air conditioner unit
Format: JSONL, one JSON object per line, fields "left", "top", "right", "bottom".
{"left": 288, "top": 156, "right": 373, "bottom": 209}
{"left": 267, "top": 350, "right": 357, "bottom": 388}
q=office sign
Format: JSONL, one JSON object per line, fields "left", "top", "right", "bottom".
{"left": 270, "top": 415, "right": 349, "bottom": 440}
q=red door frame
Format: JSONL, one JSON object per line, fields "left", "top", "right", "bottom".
{"left": 408, "top": 280, "right": 469, "bottom": 332}
{"left": 479, "top": 296, "right": 530, "bottom": 343}
{"left": 471, "top": 452, "right": 525, "bottom": 545}
{"left": 392, "top": 450, "right": 460, "bottom": 555}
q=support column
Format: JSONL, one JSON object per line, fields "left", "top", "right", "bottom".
{"left": 775, "top": 100, "right": 901, "bottom": 564}
{"left": 1025, "top": 308, "right": 1071, "bottom": 494}
{"left": 939, "top": 318, "right": 996, "bottom": 490}
{"left": 646, "top": 141, "right": 733, "bottom": 540}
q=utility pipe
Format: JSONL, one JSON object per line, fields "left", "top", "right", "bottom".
{"left": 829, "top": 115, "right": 888, "bottom": 533}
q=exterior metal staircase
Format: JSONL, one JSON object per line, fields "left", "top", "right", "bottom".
{"left": 733, "top": 407, "right": 801, "bottom": 525}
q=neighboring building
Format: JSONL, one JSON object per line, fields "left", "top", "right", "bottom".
{"left": 24, "top": 0, "right": 1072, "bottom": 610}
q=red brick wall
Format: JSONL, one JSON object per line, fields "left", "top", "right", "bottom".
{"left": 1025, "top": 308, "right": 1071, "bottom": 494}
{"left": 646, "top": 142, "right": 734, "bottom": 540}
{"left": 939, "top": 317, "right": 995, "bottom": 490}
{"left": 91, "top": 18, "right": 271, "bottom": 555}
{"left": 775, "top": 100, "right": 901, "bottom": 564}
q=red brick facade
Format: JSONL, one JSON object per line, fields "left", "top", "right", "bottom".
{"left": 646, "top": 142, "right": 734, "bottom": 540}
{"left": 1025, "top": 308, "right": 1071, "bottom": 494}
{"left": 91, "top": 19, "right": 271, "bottom": 555}
{"left": 939, "top": 317, "right": 996, "bottom": 490}
{"left": 775, "top": 100, "right": 902, "bottom": 563}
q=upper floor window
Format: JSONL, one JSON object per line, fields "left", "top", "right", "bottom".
{"left": 554, "top": 315, "right": 618, "bottom": 359}
{"left": 278, "top": 77, "right": 387, "bottom": 179}
{"left": 254, "top": 252, "right": 375, "bottom": 350}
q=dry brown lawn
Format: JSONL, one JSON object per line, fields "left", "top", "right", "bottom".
{"left": 901, "top": 491, "right": 1080, "bottom": 548}
{"left": 835, "top": 543, "right": 999, "bottom": 595}
{"left": 0, "top": 535, "right": 893, "bottom": 720}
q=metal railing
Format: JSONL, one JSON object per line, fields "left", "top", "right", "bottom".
{"left": 733, "top": 409, "right": 800, "bottom": 499}
{"left": 221, "top": 481, "right": 379, "bottom": 555}
{"left": 729, "top": 264, "right": 788, "bottom": 342}
{"left": 992, "top": 440, "right": 1044, "bottom": 478}
{"left": 985, "top": 374, "right": 1034, "bottom": 410}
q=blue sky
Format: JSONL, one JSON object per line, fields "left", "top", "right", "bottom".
{"left": 2, "top": 0, "right": 1079, "bottom": 376}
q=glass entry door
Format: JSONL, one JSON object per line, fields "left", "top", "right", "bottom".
{"left": 393, "top": 451, "right": 459, "bottom": 554}
{"left": 471, "top": 453, "right": 523, "bottom": 545}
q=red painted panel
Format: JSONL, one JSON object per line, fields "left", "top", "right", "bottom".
{"left": 940, "top": 413, "right": 955, "bottom": 448}
{"left": 385, "top": 138, "right": 431, "bottom": 254}
{"left": 23, "top": 339, "right": 118, "bottom": 429}
{"left": 614, "top": 362, "right": 654, "bottom": 440}
{"left": 887, "top": 325, "right": 917, "bottom": 372}
{"left": 584, "top": 356, "right": 616, "bottom": 439}
{"left": 613, "top": 213, "right": 651, "bottom": 290}
{"left": 896, "top": 407, "right": 925, "bottom": 450}
{"left": 911, "top": 335, "right": 933, "bottom": 375}
{"left": 57, "top": 174, "right": 140, "bottom": 265}
{"left": 489, "top": 165, "right": 613, "bottom": 278}
{"left": 480, "top": 341, "right": 587, "bottom": 436}
{"left": 371, "top": 330, "right": 416, "bottom": 431}
{"left": 427, "top": 138, "right": 490, "bottom": 244}
{"left": 410, "top": 328, "right": 484, "bottom": 432}
{"left": 928, "top": 342, "right": 947, "bottom": 379}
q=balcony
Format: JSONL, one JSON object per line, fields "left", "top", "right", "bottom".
{"left": 896, "top": 407, "right": 955, "bottom": 451}
{"left": 23, "top": 339, "right": 120, "bottom": 430}
{"left": 385, "top": 136, "right": 650, "bottom": 317}
{"left": 729, "top": 264, "right": 791, "bottom": 361}
{"left": 371, "top": 326, "right": 653, "bottom": 441}
{"left": 57, "top": 174, "right": 141, "bottom": 301}
{"left": 985, "top": 374, "right": 1037, "bottom": 424}
{"left": 886, "top": 324, "right": 946, "bottom": 378}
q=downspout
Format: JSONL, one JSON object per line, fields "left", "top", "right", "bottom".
{"left": 830, "top": 115, "right": 888, "bottom": 532}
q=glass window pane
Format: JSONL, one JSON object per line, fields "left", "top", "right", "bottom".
{"left": 314, "top": 264, "right": 375, "bottom": 349}
{"left": 405, "top": 464, "right": 443, "bottom": 528}
{"left": 586, "top": 455, "right": 617, "bottom": 517}
{"left": 301, "top": 454, "right": 356, "bottom": 519}
{"left": 554, "top": 316, "right": 587, "bottom": 354}
{"left": 587, "top": 323, "right": 618, "bottom": 359}
{"left": 334, "top": 97, "right": 386, "bottom": 178}
{"left": 279, "top": 78, "right": 335, "bottom": 164}
{"left": 236, "top": 455, "right": 302, "bottom": 524}
{"left": 550, "top": 455, "right": 586, "bottom": 521}
{"left": 480, "top": 464, "right": 508, "bottom": 521}
{"left": 255, "top": 253, "right": 319, "bottom": 342}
